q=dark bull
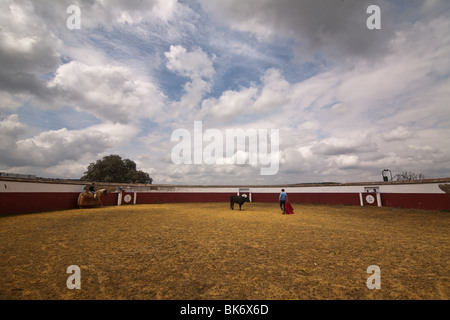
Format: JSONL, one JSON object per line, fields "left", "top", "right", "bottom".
{"left": 230, "top": 195, "right": 250, "bottom": 210}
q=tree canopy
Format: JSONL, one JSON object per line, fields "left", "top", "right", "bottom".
{"left": 81, "top": 155, "right": 153, "bottom": 184}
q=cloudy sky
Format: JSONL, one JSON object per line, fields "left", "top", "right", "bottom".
{"left": 0, "top": 0, "right": 449, "bottom": 185}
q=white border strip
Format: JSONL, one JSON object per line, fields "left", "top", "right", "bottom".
{"left": 1, "top": 180, "right": 447, "bottom": 194}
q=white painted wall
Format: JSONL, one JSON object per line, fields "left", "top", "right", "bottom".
{"left": 0, "top": 181, "right": 85, "bottom": 193}
{"left": 1, "top": 179, "right": 447, "bottom": 194}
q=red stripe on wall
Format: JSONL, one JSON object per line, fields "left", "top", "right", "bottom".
{"left": 102, "top": 193, "right": 119, "bottom": 206}
{"left": 0, "top": 192, "right": 80, "bottom": 215}
{"left": 381, "top": 193, "right": 450, "bottom": 210}
{"left": 0, "top": 192, "right": 118, "bottom": 215}
{"left": 251, "top": 192, "right": 361, "bottom": 206}
{"left": 136, "top": 192, "right": 235, "bottom": 204}
{"left": 1, "top": 191, "right": 449, "bottom": 215}
{"left": 135, "top": 192, "right": 361, "bottom": 206}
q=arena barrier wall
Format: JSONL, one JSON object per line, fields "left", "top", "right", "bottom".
{"left": 1, "top": 178, "right": 449, "bottom": 215}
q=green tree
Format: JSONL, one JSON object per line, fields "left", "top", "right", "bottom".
{"left": 81, "top": 155, "right": 153, "bottom": 184}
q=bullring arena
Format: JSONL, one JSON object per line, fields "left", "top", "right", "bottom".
{"left": 1, "top": 177, "right": 449, "bottom": 300}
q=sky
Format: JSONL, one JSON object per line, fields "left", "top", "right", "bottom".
{"left": 0, "top": 0, "right": 449, "bottom": 185}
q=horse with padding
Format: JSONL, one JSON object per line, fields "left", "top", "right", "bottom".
{"left": 77, "top": 189, "right": 108, "bottom": 208}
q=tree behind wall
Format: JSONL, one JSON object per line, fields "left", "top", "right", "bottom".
{"left": 81, "top": 154, "right": 153, "bottom": 184}
{"left": 395, "top": 171, "right": 426, "bottom": 181}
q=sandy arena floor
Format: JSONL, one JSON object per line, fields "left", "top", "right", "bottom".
{"left": 1, "top": 202, "right": 448, "bottom": 300}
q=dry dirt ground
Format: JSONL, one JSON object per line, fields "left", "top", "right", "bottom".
{"left": 1, "top": 202, "right": 448, "bottom": 300}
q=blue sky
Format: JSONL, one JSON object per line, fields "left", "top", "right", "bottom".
{"left": 0, "top": 0, "right": 449, "bottom": 184}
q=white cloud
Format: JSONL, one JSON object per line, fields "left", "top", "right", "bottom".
{"left": 165, "top": 45, "right": 216, "bottom": 110}
{"left": 253, "top": 69, "right": 290, "bottom": 112}
{"left": 201, "top": 86, "right": 258, "bottom": 120}
{"left": 34, "top": 0, "right": 179, "bottom": 29}
{"left": 334, "top": 155, "right": 360, "bottom": 169}
{"left": 48, "top": 61, "right": 167, "bottom": 124}
{"left": 0, "top": 92, "right": 24, "bottom": 112}
{"left": 185, "top": 10, "right": 450, "bottom": 182}
{"left": 312, "top": 135, "right": 378, "bottom": 156}
{"left": 165, "top": 45, "right": 215, "bottom": 80}
{"left": 0, "top": 115, "right": 27, "bottom": 149}
{"left": 0, "top": 1, "right": 61, "bottom": 71}
{"left": 0, "top": 0, "right": 61, "bottom": 102}
{"left": 200, "top": 68, "right": 290, "bottom": 122}
{"left": 382, "top": 126, "right": 415, "bottom": 142}
{"left": 1, "top": 120, "right": 138, "bottom": 168}
{"left": 198, "top": 0, "right": 395, "bottom": 63}
{"left": 1, "top": 0, "right": 449, "bottom": 183}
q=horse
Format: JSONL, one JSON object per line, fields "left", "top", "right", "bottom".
{"left": 77, "top": 188, "right": 108, "bottom": 208}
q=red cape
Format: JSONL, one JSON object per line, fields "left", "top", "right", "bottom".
{"left": 285, "top": 202, "right": 294, "bottom": 214}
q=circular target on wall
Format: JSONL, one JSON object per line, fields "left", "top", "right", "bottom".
{"left": 365, "top": 194, "right": 375, "bottom": 204}
{"left": 123, "top": 194, "right": 132, "bottom": 203}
